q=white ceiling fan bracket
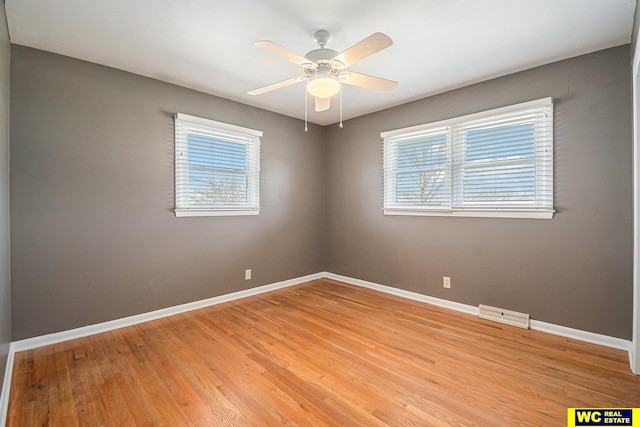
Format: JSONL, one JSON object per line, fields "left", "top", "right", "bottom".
{"left": 339, "top": 72, "right": 351, "bottom": 83}
{"left": 301, "top": 62, "right": 318, "bottom": 72}
{"left": 330, "top": 59, "right": 345, "bottom": 70}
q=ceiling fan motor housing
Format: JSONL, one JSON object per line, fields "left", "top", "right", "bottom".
{"left": 305, "top": 48, "right": 339, "bottom": 64}
{"left": 305, "top": 30, "right": 344, "bottom": 75}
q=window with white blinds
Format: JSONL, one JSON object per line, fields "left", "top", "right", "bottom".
{"left": 382, "top": 98, "right": 553, "bottom": 219}
{"left": 174, "top": 113, "right": 262, "bottom": 217}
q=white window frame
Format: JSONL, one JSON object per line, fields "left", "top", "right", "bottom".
{"left": 382, "top": 98, "right": 554, "bottom": 219}
{"left": 174, "top": 113, "right": 262, "bottom": 217}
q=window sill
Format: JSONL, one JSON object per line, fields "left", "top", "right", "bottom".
{"left": 383, "top": 208, "right": 554, "bottom": 219}
{"left": 175, "top": 208, "right": 260, "bottom": 217}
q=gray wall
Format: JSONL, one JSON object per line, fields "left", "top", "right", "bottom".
{"left": 0, "top": 0, "right": 11, "bottom": 391}
{"left": 9, "top": 44, "right": 634, "bottom": 341}
{"left": 632, "top": 3, "right": 640, "bottom": 64}
{"left": 10, "top": 46, "right": 327, "bottom": 340}
{"left": 326, "top": 45, "right": 633, "bottom": 340}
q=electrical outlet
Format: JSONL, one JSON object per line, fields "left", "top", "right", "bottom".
{"left": 245, "top": 269, "right": 252, "bottom": 280}
{"left": 443, "top": 276, "right": 451, "bottom": 289}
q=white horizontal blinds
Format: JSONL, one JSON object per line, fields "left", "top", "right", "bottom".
{"left": 381, "top": 98, "right": 554, "bottom": 218}
{"left": 451, "top": 102, "right": 553, "bottom": 210}
{"left": 175, "top": 114, "right": 261, "bottom": 212}
{"left": 383, "top": 127, "right": 450, "bottom": 209}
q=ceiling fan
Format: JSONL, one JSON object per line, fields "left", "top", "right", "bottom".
{"left": 248, "top": 30, "right": 398, "bottom": 120}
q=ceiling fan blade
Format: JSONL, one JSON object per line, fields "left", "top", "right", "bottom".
{"left": 341, "top": 71, "right": 398, "bottom": 92}
{"left": 248, "top": 76, "right": 302, "bottom": 95}
{"left": 315, "top": 97, "right": 330, "bottom": 112}
{"left": 255, "top": 40, "right": 313, "bottom": 67}
{"left": 331, "top": 32, "right": 392, "bottom": 68}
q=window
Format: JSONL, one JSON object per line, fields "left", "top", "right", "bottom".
{"left": 174, "top": 113, "right": 262, "bottom": 217}
{"left": 382, "top": 98, "right": 553, "bottom": 219}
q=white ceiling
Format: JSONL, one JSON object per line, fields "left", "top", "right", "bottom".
{"left": 4, "top": 0, "right": 637, "bottom": 126}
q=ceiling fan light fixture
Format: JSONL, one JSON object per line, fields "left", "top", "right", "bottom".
{"left": 306, "top": 74, "right": 340, "bottom": 98}
{"left": 315, "top": 96, "right": 331, "bottom": 112}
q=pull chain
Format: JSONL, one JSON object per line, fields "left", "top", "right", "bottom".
{"left": 339, "top": 82, "right": 344, "bottom": 128}
{"left": 304, "top": 88, "right": 308, "bottom": 132}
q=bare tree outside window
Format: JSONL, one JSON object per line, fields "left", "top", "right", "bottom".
{"left": 395, "top": 134, "right": 448, "bottom": 205}
{"left": 382, "top": 98, "right": 552, "bottom": 218}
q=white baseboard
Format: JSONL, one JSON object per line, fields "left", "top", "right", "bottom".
{"left": 11, "top": 271, "right": 629, "bottom": 354}
{"left": 0, "top": 270, "right": 634, "bottom": 425}
{"left": 0, "top": 342, "right": 14, "bottom": 427}
{"left": 529, "top": 320, "right": 631, "bottom": 352}
{"left": 325, "top": 272, "right": 632, "bottom": 353}
{"left": 12, "top": 272, "right": 325, "bottom": 352}
{"left": 324, "top": 272, "right": 479, "bottom": 316}
{"left": 0, "top": 272, "right": 326, "bottom": 426}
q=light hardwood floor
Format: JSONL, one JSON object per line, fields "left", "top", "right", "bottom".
{"left": 7, "top": 279, "right": 640, "bottom": 426}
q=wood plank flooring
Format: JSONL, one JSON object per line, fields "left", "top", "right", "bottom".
{"left": 7, "top": 278, "right": 640, "bottom": 426}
